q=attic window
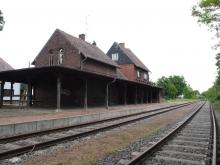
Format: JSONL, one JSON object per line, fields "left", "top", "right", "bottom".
{"left": 58, "top": 48, "right": 64, "bottom": 65}
{"left": 49, "top": 55, "right": 53, "bottom": 66}
{"left": 112, "top": 53, "right": 118, "bottom": 61}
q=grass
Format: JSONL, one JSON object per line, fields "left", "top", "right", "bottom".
{"left": 165, "top": 98, "right": 196, "bottom": 103}
{"left": 213, "top": 100, "right": 220, "bottom": 112}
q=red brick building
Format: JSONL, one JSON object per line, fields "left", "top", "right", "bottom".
{"left": 0, "top": 29, "right": 162, "bottom": 109}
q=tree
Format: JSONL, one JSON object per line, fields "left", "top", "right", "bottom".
{"left": 192, "top": 0, "right": 220, "bottom": 38}
{"left": 192, "top": 1, "right": 220, "bottom": 102}
{"left": 183, "top": 85, "right": 200, "bottom": 99}
{"left": 0, "top": 10, "right": 5, "bottom": 31}
{"left": 157, "top": 75, "right": 199, "bottom": 100}
{"left": 157, "top": 76, "right": 178, "bottom": 99}
{"left": 169, "top": 75, "right": 187, "bottom": 96}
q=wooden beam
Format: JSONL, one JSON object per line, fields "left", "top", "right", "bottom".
{"left": 135, "top": 86, "right": 137, "bottom": 104}
{"left": 106, "top": 83, "right": 109, "bottom": 109}
{"left": 141, "top": 86, "right": 144, "bottom": 104}
{"left": 57, "top": 76, "right": 61, "bottom": 110}
{"left": 151, "top": 88, "right": 153, "bottom": 103}
{"left": 27, "top": 81, "right": 32, "bottom": 108}
{"left": 0, "top": 81, "right": 5, "bottom": 107}
{"left": 10, "top": 82, "right": 14, "bottom": 104}
{"left": 84, "top": 79, "right": 88, "bottom": 110}
{"left": 124, "top": 84, "right": 127, "bottom": 105}
{"left": 146, "top": 87, "right": 148, "bottom": 103}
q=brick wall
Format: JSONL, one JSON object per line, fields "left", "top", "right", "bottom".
{"left": 119, "top": 64, "right": 136, "bottom": 81}
{"left": 34, "top": 30, "right": 117, "bottom": 77}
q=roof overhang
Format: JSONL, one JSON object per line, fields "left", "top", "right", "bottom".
{"left": 0, "top": 66, "right": 161, "bottom": 89}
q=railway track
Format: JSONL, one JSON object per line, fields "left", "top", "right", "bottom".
{"left": 0, "top": 102, "right": 199, "bottom": 161}
{"left": 126, "top": 101, "right": 217, "bottom": 165}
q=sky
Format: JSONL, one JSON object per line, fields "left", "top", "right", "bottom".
{"left": 0, "top": 0, "right": 217, "bottom": 92}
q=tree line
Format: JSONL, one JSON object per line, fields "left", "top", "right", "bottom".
{"left": 156, "top": 75, "right": 200, "bottom": 100}
{"left": 192, "top": 0, "right": 220, "bottom": 102}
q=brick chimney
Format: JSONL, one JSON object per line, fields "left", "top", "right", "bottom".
{"left": 79, "top": 34, "right": 85, "bottom": 41}
{"left": 119, "top": 43, "right": 125, "bottom": 47}
{"left": 92, "top": 41, "right": 97, "bottom": 46}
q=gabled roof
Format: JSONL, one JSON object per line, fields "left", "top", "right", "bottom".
{"left": 0, "top": 57, "right": 13, "bottom": 71}
{"left": 118, "top": 43, "right": 150, "bottom": 72}
{"left": 57, "top": 29, "right": 118, "bottom": 67}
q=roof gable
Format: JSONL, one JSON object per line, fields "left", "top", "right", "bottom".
{"left": 33, "top": 29, "right": 118, "bottom": 68}
{"left": 118, "top": 44, "right": 150, "bottom": 72}
{"left": 56, "top": 29, "right": 118, "bottom": 68}
{"left": 0, "top": 57, "right": 14, "bottom": 71}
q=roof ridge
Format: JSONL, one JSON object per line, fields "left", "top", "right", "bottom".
{"left": 57, "top": 29, "right": 119, "bottom": 67}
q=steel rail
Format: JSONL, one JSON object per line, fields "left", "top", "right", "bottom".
{"left": 0, "top": 102, "right": 199, "bottom": 160}
{"left": 0, "top": 102, "right": 195, "bottom": 144}
{"left": 125, "top": 101, "right": 205, "bottom": 165}
{"left": 211, "top": 104, "right": 217, "bottom": 165}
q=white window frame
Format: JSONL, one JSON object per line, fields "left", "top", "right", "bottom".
{"left": 58, "top": 48, "right": 64, "bottom": 65}
{"left": 112, "top": 53, "right": 118, "bottom": 61}
{"left": 49, "top": 55, "right": 53, "bottom": 66}
{"left": 137, "top": 70, "right": 141, "bottom": 78}
{"left": 144, "top": 73, "right": 147, "bottom": 80}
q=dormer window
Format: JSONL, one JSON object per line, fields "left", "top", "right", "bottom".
{"left": 144, "top": 73, "right": 147, "bottom": 80}
{"left": 58, "top": 48, "right": 64, "bottom": 65}
{"left": 137, "top": 70, "right": 141, "bottom": 78}
{"left": 112, "top": 53, "right": 118, "bottom": 61}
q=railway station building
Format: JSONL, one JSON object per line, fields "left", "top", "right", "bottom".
{"left": 0, "top": 29, "right": 162, "bottom": 110}
{"left": 0, "top": 58, "right": 21, "bottom": 104}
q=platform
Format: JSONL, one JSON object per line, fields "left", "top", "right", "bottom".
{"left": 0, "top": 102, "right": 180, "bottom": 137}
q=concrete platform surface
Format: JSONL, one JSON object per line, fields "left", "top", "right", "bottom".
{"left": 0, "top": 102, "right": 183, "bottom": 137}
{"left": 0, "top": 103, "right": 177, "bottom": 125}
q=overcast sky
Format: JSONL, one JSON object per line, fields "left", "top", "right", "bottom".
{"left": 0, "top": 0, "right": 217, "bottom": 92}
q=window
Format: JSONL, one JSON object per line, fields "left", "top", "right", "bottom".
{"left": 49, "top": 55, "right": 53, "bottom": 66}
{"left": 112, "top": 53, "right": 118, "bottom": 61}
{"left": 137, "top": 70, "right": 141, "bottom": 78}
{"left": 144, "top": 73, "right": 147, "bottom": 79}
{"left": 58, "top": 48, "right": 64, "bottom": 64}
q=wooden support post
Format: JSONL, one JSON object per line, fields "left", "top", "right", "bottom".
{"left": 150, "top": 88, "right": 153, "bottom": 103}
{"left": 57, "top": 76, "right": 61, "bottom": 110}
{"left": 157, "top": 89, "right": 160, "bottom": 103}
{"left": 142, "top": 89, "right": 144, "bottom": 104}
{"left": 106, "top": 83, "right": 109, "bottom": 109}
{"left": 10, "top": 82, "right": 14, "bottom": 104}
{"left": 135, "top": 86, "right": 137, "bottom": 104}
{"left": 27, "top": 81, "right": 32, "bottom": 108}
{"left": 146, "top": 87, "right": 148, "bottom": 103}
{"left": 0, "top": 81, "right": 5, "bottom": 107}
{"left": 124, "top": 84, "right": 127, "bottom": 105}
{"left": 84, "top": 79, "right": 88, "bottom": 110}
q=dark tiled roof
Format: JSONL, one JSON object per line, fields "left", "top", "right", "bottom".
{"left": 0, "top": 57, "right": 14, "bottom": 71}
{"left": 119, "top": 44, "right": 150, "bottom": 72}
{"left": 57, "top": 29, "right": 118, "bottom": 67}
